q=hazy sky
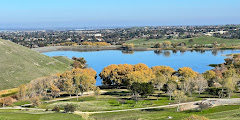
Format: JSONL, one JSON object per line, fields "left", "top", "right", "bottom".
{"left": 1, "top": 0, "right": 240, "bottom": 28}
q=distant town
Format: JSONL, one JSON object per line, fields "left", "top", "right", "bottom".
{"left": 1, "top": 25, "right": 240, "bottom": 48}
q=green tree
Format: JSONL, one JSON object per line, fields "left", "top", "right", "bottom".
{"left": 173, "top": 90, "right": 187, "bottom": 112}
{"left": 224, "top": 77, "right": 236, "bottom": 98}
{"left": 154, "top": 43, "right": 162, "bottom": 48}
{"left": 139, "top": 83, "right": 154, "bottom": 98}
{"left": 129, "top": 82, "right": 154, "bottom": 101}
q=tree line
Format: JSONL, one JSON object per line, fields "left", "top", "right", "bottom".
{"left": 100, "top": 59, "right": 240, "bottom": 99}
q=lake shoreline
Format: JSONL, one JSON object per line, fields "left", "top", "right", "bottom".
{"left": 32, "top": 45, "right": 240, "bottom": 53}
{"left": 43, "top": 49, "right": 240, "bottom": 86}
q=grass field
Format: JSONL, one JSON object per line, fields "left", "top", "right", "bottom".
{"left": 126, "top": 36, "right": 240, "bottom": 48}
{"left": 39, "top": 94, "right": 171, "bottom": 112}
{"left": 0, "top": 39, "right": 73, "bottom": 89}
{"left": 89, "top": 105, "right": 240, "bottom": 120}
{"left": 37, "top": 90, "right": 202, "bottom": 112}
{"left": 0, "top": 109, "right": 83, "bottom": 120}
{"left": 5, "top": 89, "right": 240, "bottom": 120}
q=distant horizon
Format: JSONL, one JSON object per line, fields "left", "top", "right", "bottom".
{"left": 1, "top": 23, "right": 240, "bottom": 31}
{"left": 1, "top": 0, "right": 240, "bottom": 30}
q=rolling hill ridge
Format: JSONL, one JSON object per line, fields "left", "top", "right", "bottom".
{"left": 0, "top": 39, "right": 73, "bottom": 89}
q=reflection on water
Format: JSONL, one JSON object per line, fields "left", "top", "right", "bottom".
{"left": 163, "top": 51, "right": 171, "bottom": 57}
{"left": 153, "top": 49, "right": 225, "bottom": 57}
{"left": 173, "top": 50, "right": 177, "bottom": 54}
{"left": 43, "top": 49, "right": 240, "bottom": 85}
{"left": 212, "top": 50, "right": 218, "bottom": 56}
{"left": 154, "top": 50, "right": 163, "bottom": 55}
{"left": 122, "top": 50, "right": 134, "bottom": 54}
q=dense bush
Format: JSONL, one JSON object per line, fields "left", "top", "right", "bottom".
{"left": 64, "top": 104, "right": 76, "bottom": 113}
{"left": 52, "top": 106, "right": 60, "bottom": 112}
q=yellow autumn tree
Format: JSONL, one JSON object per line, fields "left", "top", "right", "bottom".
{"left": 72, "top": 68, "right": 97, "bottom": 99}
{"left": 178, "top": 67, "right": 197, "bottom": 79}
{"left": 152, "top": 66, "right": 175, "bottom": 80}
{"left": 163, "top": 41, "right": 171, "bottom": 48}
{"left": 100, "top": 63, "right": 155, "bottom": 86}
{"left": 203, "top": 70, "right": 216, "bottom": 87}
{"left": 99, "top": 64, "right": 135, "bottom": 86}
{"left": 178, "top": 67, "right": 197, "bottom": 95}
{"left": 17, "top": 84, "right": 27, "bottom": 100}
{"left": 51, "top": 84, "right": 60, "bottom": 99}
{"left": 127, "top": 63, "right": 155, "bottom": 84}
{"left": 92, "top": 42, "right": 110, "bottom": 46}
{"left": 64, "top": 78, "right": 74, "bottom": 97}
{"left": 57, "top": 68, "right": 97, "bottom": 100}
{"left": 151, "top": 66, "right": 175, "bottom": 91}
{"left": 81, "top": 41, "right": 93, "bottom": 45}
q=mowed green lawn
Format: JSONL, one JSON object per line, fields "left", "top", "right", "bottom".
{"left": 126, "top": 36, "right": 240, "bottom": 47}
{"left": 39, "top": 94, "right": 171, "bottom": 112}
{"left": 89, "top": 105, "right": 240, "bottom": 120}
{"left": 0, "top": 109, "right": 83, "bottom": 120}
{"left": 37, "top": 90, "right": 201, "bottom": 112}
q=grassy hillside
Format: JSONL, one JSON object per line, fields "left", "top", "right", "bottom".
{"left": 126, "top": 36, "right": 240, "bottom": 47}
{"left": 0, "top": 39, "right": 73, "bottom": 89}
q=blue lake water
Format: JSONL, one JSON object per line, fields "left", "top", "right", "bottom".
{"left": 43, "top": 50, "right": 240, "bottom": 85}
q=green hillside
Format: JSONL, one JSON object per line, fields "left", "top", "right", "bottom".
{"left": 126, "top": 36, "right": 240, "bottom": 47}
{"left": 0, "top": 39, "right": 73, "bottom": 89}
